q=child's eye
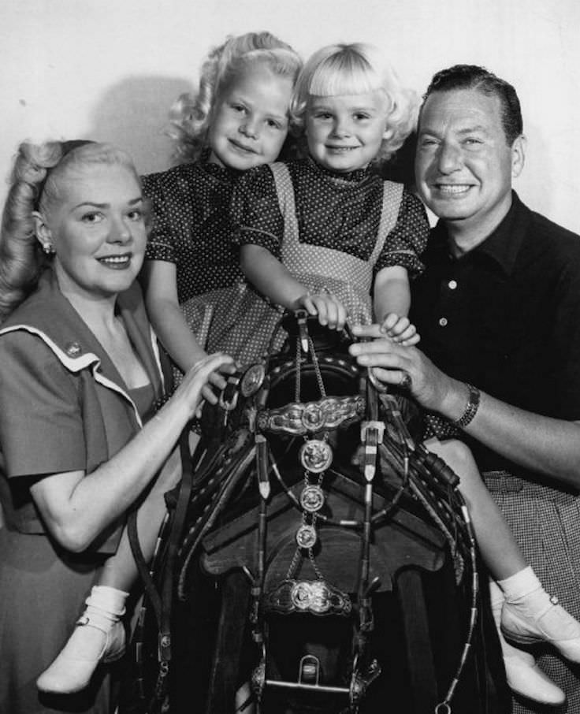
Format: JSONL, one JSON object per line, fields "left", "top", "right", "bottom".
{"left": 354, "top": 113, "right": 371, "bottom": 121}
{"left": 266, "top": 118, "right": 283, "bottom": 130}
{"left": 230, "top": 103, "right": 246, "bottom": 114}
{"left": 313, "top": 112, "right": 332, "bottom": 120}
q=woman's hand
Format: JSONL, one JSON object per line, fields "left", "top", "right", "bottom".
{"left": 175, "top": 352, "right": 235, "bottom": 418}
{"left": 188, "top": 352, "right": 237, "bottom": 404}
{"left": 349, "top": 323, "right": 457, "bottom": 412}
{"left": 295, "top": 290, "right": 348, "bottom": 331}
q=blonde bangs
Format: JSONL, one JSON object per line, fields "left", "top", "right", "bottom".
{"left": 308, "top": 53, "right": 382, "bottom": 98}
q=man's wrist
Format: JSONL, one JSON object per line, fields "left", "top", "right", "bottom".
{"left": 438, "top": 379, "right": 476, "bottom": 424}
{"left": 451, "top": 383, "right": 481, "bottom": 428}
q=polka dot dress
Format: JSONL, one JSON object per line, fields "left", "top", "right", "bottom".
{"left": 211, "top": 159, "right": 430, "bottom": 366}
{"left": 142, "top": 154, "right": 246, "bottom": 351}
{"left": 143, "top": 154, "right": 244, "bottom": 302}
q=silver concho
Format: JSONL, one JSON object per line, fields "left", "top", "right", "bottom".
{"left": 240, "top": 363, "right": 266, "bottom": 397}
{"left": 290, "top": 581, "right": 313, "bottom": 610}
{"left": 299, "top": 439, "right": 333, "bottom": 474}
{"left": 301, "top": 403, "right": 324, "bottom": 431}
{"left": 296, "top": 524, "right": 317, "bottom": 549}
{"left": 300, "top": 485, "right": 325, "bottom": 513}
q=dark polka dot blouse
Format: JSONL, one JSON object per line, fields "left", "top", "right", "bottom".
{"left": 231, "top": 158, "right": 430, "bottom": 277}
{"left": 142, "top": 154, "right": 244, "bottom": 304}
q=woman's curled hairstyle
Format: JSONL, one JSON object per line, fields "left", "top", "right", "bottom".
{"left": 0, "top": 140, "right": 140, "bottom": 323}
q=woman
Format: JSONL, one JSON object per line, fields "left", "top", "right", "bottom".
{"left": 0, "top": 139, "right": 232, "bottom": 713}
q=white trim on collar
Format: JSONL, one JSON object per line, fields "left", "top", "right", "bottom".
{"left": 0, "top": 324, "right": 143, "bottom": 428}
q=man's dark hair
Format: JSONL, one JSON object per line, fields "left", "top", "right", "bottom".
{"left": 422, "top": 64, "right": 523, "bottom": 145}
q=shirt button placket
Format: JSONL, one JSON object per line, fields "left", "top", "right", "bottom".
{"left": 437, "top": 278, "right": 458, "bottom": 328}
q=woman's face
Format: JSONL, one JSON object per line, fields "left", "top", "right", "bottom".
{"left": 208, "top": 64, "right": 293, "bottom": 171}
{"left": 44, "top": 163, "right": 147, "bottom": 301}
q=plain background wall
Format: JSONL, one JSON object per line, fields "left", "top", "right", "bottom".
{"left": 1, "top": 0, "right": 579, "bottom": 232}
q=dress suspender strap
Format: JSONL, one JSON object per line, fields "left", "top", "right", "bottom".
{"left": 269, "top": 162, "right": 300, "bottom": 255}
{"left": 370, "top": 180, "right": 404, "bottom": 266}
{"left": 270, "top": 163, "right": 405, "bottom": 270}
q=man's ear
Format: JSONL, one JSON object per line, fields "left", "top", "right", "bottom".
{"left": 511, "top": 134, "right": 526, "bottom": 179}
{"left": 32, "top": 211, "right": 53, "bottom": 252}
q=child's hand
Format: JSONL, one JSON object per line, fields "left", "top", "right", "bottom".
{"left": 296, "top": 290, "right": 348, "bottom": 331}
{"left": 380, "top": 313, "right": 420, "bottom": 346}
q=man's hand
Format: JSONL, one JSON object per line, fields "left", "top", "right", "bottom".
{"left": 349, "top": 323, "right": 458, "bottom": 413}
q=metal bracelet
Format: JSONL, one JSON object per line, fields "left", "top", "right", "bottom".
{"left": 452, "top": 383, "right": 481, "bottom": 428}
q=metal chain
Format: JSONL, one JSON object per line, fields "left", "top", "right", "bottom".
{"left": 294, "top": 336, "right": 301, "bottom": 403}
{"left": 308, "top": 335, "right": 327, "bottom": 398}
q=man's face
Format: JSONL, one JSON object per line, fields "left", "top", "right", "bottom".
{"left": 415, "top": 88, "right": 524, "bottom": 243}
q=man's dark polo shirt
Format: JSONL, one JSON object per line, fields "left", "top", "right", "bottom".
{"left": 410, "top": 191, "right": 580, "bottom": 473}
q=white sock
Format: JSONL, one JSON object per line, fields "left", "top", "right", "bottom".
{"left": 85, "top": 585, "right": 129, "bottom": 620}
{"left": 489, "top": 579, "right": 505, "bottom": 612}
{"left": 497, "top": 566, "right": 543, "bottom": 603}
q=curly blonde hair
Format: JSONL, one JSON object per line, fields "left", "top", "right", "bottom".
{"left": 291, "top": 43, "right": 418, "bottom": 163}
{"left": 0, "top": 140, "right": 140, "bottom": 322}
{"left": 168, "top": 31, "right": 302, "bottom": 164}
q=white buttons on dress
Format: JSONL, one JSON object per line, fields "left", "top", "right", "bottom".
{"left": 448, "top": 280, "right": 458, "bottom": 290}
{"left": 438, "top": 317, "right": 448, "bottom": 327}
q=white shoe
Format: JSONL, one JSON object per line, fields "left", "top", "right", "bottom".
{"left": 502, "top": 642, "right": 565, "bottom": 706}
{"left": 502, "top": 594, "right": 580, "bottom": 663}
{"left": 37, "top": 613, "right": 126, "bottom": 694}
{"left": 490, "top": 580, "right": 565, "bottom": 706}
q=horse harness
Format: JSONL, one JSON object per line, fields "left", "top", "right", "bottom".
{"left": 128, "top": 312, "right": 480, "bottom": 714}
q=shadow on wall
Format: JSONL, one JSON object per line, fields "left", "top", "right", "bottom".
{"left": 86, "top": 75, "right": 195, "bottom": 176}
{"left": 379, "top": 132, "right": 417, "bottom": 191}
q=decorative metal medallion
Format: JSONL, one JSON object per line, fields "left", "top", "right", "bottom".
{"left": 264, "top": 579, "right": 353, "bottom": 616}
{"left": 240, "top": 363, "right": 266, "bottom": 397}
{"left": 301, "top": 403, "right": 325, "bottom": 431}
{"left": 296, "top": 524, "right": 317, "bottom": 549}
{"left": 300, "top": 485, "right": 325, "bottom": 513}
{"left": 291, "top": 581, "right": 314, "bottom": 610}
{"left": 299, "top": 439, "right": 333, "bottom": 474}
{"left": 290, "top": 580, "right": 352, "bottom": 615}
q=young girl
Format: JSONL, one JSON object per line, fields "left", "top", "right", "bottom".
{"left": 224, "top": 43, "right": 580, "bottom": 706}
{"left": 215, "top": 42, "right": 425, "bottom": 365}
{"left": 142, "top": 31, "right": 302, "bottom": 388}
{"left": 36, "top": 31, "right": 301, "bottom": 696}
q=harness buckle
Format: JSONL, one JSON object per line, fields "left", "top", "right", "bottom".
{"left": 360, "top": 421, "right": 385, "bottom": 482}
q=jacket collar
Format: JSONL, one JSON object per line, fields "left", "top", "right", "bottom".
{"left": 0, "top": 269, "right": 164, "bottom": 419}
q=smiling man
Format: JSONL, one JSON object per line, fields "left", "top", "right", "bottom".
{"left": 413, "top": 65, "right": 580, "bottom": 714}
{"left": 350, "top": 65, "right": 580, "bottom": 713}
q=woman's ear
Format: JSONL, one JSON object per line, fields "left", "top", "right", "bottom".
{"left": 32, "top": 211, "right": 54, "bottom": 253}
